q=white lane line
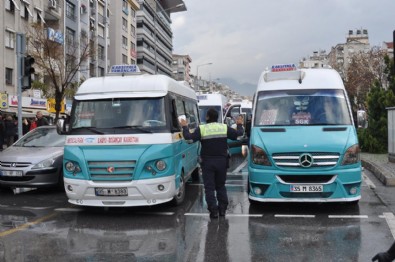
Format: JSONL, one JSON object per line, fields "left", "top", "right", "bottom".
{"left": 55, "top": 208, "right": 85, "bottom": 212}
{"left": 137, "top": 212, "right": 175, "bottom": 216}
{"left": 328, "top": 215, "right": 368, "bottom": 219}
{"left": 363, "top": 173, "right": 376, "bottom": 189}
{"left": 184, "top": 213, "right": 262, "bottom": 217}
{"left": 383, "top": 212, "right": 395, "bottom": 239}
{"left": 232, "top": 159, "right": 248, "bottom": 173}
{"left": 275, "top": 214, "right": 315, "bottom": 218}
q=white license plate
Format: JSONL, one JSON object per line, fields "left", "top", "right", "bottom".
{"left": 290, "top": 184, "right": 323, "bottom": 193}
{"left": 95, "top": 188, "right": 128, "bottom": 196}
{"left": 2, "top": 170, "right": 23, "bottom": 177}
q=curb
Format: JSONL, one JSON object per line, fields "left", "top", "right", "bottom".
{"left": 361, "top": 159, "right": 395, "bottom": 186}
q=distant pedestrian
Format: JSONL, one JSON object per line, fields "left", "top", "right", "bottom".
{"left": 4, "top": 115, "right": 17, "bottom": 147}
{"left": 0, "top": 114, "right": 5, "bottom": 151}
{"left": 29, "top": 117, "right": 37, "bottom": 131}
{"left": 22, "top": 118, "right": 31, "bottom": 135}
{"left": 36, "top": 111, "right": 49, "bottom": 127}
{"left": 373, "top": 241, "right": 395, "bottom": 261}
{"left": 180, "top": 108, "right": 244, "bottom": 218}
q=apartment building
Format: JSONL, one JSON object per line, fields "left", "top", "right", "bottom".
{"left": 108, "top": 0, "right": 139, "bottom": 67}
{"left": 171, "top": 54, "right": 191, "bottom": 82}
{"left": 328, "top": 29, "right": 371, "bottom": 78}
{"left": 136, "top": 0, "right": 186, "bottom": 76}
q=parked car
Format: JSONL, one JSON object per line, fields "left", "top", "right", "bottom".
{"left": 0, "top": 125, "right": 65, "bottom": 189}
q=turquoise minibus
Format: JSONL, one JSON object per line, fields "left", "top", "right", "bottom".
{"left": 248, "top": 64, "right": 362, "bottom": 204}
{"left": 57, "top": 67, "right": 200, "bottom": 207}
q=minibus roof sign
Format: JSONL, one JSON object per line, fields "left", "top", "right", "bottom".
{"left": 109, "top": 65, "right": 141, "bottom": 74}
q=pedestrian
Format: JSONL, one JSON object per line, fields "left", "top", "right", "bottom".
{"left": 4, "top": 115, "right": 17, "bottom": 147}
{"left": 35, "top": 111, "right": 49, "bottom": 126}
{"left": 22, "top": 118, "right": 31, "bottom": 135}
{"left": 373, "top": 241, "right": 395, "bottom": 261}
{"left": 0, "top": 114, "right": 5, "bottom": 151}
{"left": 180, "top": 107, "right": 244, "bottom": 218}
{"left": 29, "top": 117, "right": 37, "bottom": 131}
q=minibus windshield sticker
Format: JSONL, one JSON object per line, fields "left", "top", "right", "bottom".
{"left": 271, "top": 64, "right": 297, "bottom": 72}
{"left": 259, "top": 110, "right": 278, "bottom": 125}
{"left": 292, "top": 112, "right": 311, "bottom": 125}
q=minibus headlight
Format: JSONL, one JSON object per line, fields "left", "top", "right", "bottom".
{"left": 251, "top": 145, "right": 272, "bottom": 166}
{"left": 155, "top": 160, "right": 167, "bottom": 171}
{"left": 341, "top": 144, "right": 360, "bottom": 165}
{"left": 65, "top": 161, "right": 81, "bottom": 172}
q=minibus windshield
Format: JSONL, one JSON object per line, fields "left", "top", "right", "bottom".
{"left": 71, "top": 97, "right": 167, "bottom": 133}
{"left": 254, "top": 89, "right": 352, "bottom": 126}
{"left": 199, "top": 106, "right": 223, "bottom": 123}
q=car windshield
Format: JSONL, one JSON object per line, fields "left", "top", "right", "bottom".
{"left": 70, "top": 97, "right": 167, "bottom": 134}
{"left": 199, "top": 106, "right": 222, "bottom": 123}
{"left": 14, "top": 128, "right": 65, "bottom": 147}
{"left": 254, "top": 89, "right": 352, "bottom": 126}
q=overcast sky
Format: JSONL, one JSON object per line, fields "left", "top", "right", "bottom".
{"left": 171, "top": 0, "right": 395, "bottom": 86}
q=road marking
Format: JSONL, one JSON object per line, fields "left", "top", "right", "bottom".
{"left": 383, "top": 212, "right": 395, "bottom": 239}
{"left": 137, "top": 212, "right": 175, "bottom": 216}
{"left": 275, "top": 214, "right": 315, "bottom": 218}
{"left": 232, "top": 159, "right": 248, "bottom": 173}
{"left": 328, "top": 215, "right": 368, "bottom": 219}
{"left": 363, "top": 173, "right": 376, "bottom": 189}
{"left": 0, "top": 213, "right": 57, "bottom": 237}
{"left": 184, "top": 213, "right": 262, "bottom": 217}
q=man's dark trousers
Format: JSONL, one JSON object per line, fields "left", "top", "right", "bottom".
{"left": 201, "top": 156, "right": 228, "bottom": 213}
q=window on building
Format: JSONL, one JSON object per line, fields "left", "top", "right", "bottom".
{"left": 122, "top": 0, "right": 128, "bottom": 15}
{"left": 5, "top": 30, "right": 15, "bottom": 49}
{"left": 122, "top": 18, "right": 128, "bottom": 32}
{"left": 20, "top": 4, "right": 32, "bottom": 20}
{"left": 98, "top": 45, "right": 104, "bottom": 60}
{"left": 98, "top": 25, "right": 104, "bottom": 38}
{"left": 131, "top": 24, "right": 136, "bottom": 36}
{"left": 130, "top": 8, "right": 136, "bottom": 18}
{"left": 131, "top": 42, "right": 136, "bottom": 50}
{"left": 35, "top": 9, "right": 44, "bottom": 24}
{"left": 5, "top": 0, "right": 19, "bottom": 13}
{"left": 130, "top": 59, "right": 135, "bottom": 65}
{"left": 66, "top": 1, "right": 76, "bottom": 21}
{"left": 66, "top": 27, "right": 75, "bottom": 45}
{"left": 90, "top": 63, "right": 96, "bottom": 77}
{"left": 122, "top": 54, "right": 128, "bottom": 64}
{"left": 122, "top": 36, "right": 128, "bottom": 49}
{"left": 5, "top": 68, "right": 13, "bottom": 85}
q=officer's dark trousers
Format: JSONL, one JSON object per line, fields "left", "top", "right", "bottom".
{"left": 201, "top": 156, "right": 228, "bottom": 212}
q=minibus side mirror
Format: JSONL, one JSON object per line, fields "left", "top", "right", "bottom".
{"left": 357, "top": 110, "right": 368, "bottom": 129}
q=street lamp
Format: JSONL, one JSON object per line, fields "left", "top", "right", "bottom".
{"left": 196, "top": 62, "right": 213, "bottom": 93}
{"left": 153, "top": 3, "right": 185, "bottom": 74}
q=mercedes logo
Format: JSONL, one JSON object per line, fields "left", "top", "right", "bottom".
{"left": 11, "top": 163, "right": 16, "bottom": 167}
{"left": 107, "top": 166, "right": 115, "bottom": 173}
{"left": 299, "top": 154, "right": 313, "bottom": 168}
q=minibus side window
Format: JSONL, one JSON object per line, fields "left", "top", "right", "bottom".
{"left": 185, "top": 100, "right": 198, "bottom": 129}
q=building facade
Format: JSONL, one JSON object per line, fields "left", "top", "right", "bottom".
{"left": 136, "top": 0, "right": 186, "bottom": 76}
{"left": 171, "top": 54, "right": 191, "bottom": 82}
{"left": 108, "top": 0, "right": 140, "bottom": 68}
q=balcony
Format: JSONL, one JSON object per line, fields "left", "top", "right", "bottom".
{"left": 45, "top": 0, "right": 62, "bottom": 21}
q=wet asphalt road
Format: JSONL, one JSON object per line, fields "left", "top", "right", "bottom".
{"left": 0, "top": 155, "right": 394, "bottom": 261}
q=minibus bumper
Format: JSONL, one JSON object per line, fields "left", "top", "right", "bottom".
{"left": 248, "top": 166, "right": 361, "bottom": 202}
{"left": 64, "top": 175, "right": 177, "bottom": 207}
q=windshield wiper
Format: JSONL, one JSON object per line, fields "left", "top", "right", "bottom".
{"left": 112, "top": 125, "right": 153, "bottom": 133}
{"left": 72, "top": 126, "right": 104, "bottom": 134}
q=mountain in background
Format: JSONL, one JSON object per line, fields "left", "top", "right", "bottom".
{"left": 219, "top": 78, "right": 256, "bottom": 97}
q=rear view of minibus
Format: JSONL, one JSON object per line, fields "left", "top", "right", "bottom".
{"left": 248, "top": 64, "right": 361, "bottom": 204}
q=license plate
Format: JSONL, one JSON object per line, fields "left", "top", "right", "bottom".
{"left": 95, "top": 187, "right": 128, "bottom": 196}
{"left": 2, "top": 170, "right": 23, "bottom": 177}
{"left": 290, "top": 184, "right": 323, "bottom": 193}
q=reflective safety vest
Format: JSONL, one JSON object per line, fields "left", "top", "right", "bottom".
{"left": 200, "top": 123, "right": 227, "bottom": 140}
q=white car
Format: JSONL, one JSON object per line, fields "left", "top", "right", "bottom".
{"left": 0, "top": 125, "right": 65, "bottom": 189}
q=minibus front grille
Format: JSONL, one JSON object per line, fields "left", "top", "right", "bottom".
{"left": 87, "top": 161, "right": 136, "bottom": 180}
{"left": 272, "top": 152, "right": 340, "bottom": 168}
{"left": 278, "top": 175, "right": 335, "bottom": 184}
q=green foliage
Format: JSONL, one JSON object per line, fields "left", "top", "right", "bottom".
{"left": 358, "top": 82, "right": 395, "bottom": 153}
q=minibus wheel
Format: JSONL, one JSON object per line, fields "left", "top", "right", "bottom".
{"left": 171, "top": 172, "right": 185, "bottom": 206}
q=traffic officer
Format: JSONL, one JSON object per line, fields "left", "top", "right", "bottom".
{"left": 180, "top": 108, "right": 244, "bottom": 218}
{"left": 373, "top": 241, "right": 395, "bottom": 261}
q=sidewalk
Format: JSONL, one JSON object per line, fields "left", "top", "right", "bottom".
{"left": 361, "top": 152, "right": 395, "bottom": 186}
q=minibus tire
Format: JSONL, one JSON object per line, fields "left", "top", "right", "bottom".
{"left": 171, "top": 172, "right": 185, "bottom": 206}
{"left": 191, "top": 167, "right": 200, "bottom": 182}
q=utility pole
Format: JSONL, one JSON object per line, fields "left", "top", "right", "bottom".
{"left": 16, "top": 33, "right": 26, "bottom": 139}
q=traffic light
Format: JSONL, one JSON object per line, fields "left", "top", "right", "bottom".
{"left": 22, "top": 55, "right": 35, "bottom": 90}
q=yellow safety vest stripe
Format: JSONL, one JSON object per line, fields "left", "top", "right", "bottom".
{"left": 200, "top": 123, "right": 227, "bottom": 140}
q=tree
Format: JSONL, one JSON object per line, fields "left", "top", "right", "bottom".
{"left": 25, "top": 23, "right": 92, "bottom": 121}
{"left": 358, "top": 58, "right": 395, "bottom": 153}
{"left": 344, "top": 47, "right": 388, "bottom": 114}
